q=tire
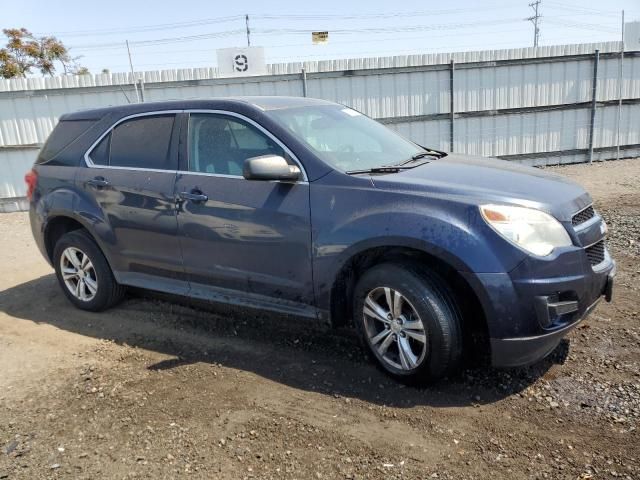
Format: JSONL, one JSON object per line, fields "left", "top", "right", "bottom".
{"left": 353, "top": 263, "right": 462, "bottom": 384}
{"left": 53, "top": 229, "right": 125, "bottom": 312}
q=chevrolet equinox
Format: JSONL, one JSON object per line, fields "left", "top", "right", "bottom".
{"left": 27, "top": 97, "right": 615, "bottom": 383}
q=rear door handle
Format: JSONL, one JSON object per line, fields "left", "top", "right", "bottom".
{"left": 179, "top": 190, "right": 208, "bottom": 203}
{"left": 87, "top": 177, "right": 109, "bottom": 188}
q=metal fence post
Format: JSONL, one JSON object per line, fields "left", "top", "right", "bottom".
{"left": 616, "top": 11, "right": 625, "bottom": 161}
{"left": 588, "top": 49, "right": 599, "bottom": 163}
{"left": 449, "top": 60, "right": 455, "bottom": 152}
{"left": 301, "top": 67, "right": 308, "bottom": 97}
{"left": 138, "top": 78, "right": 145, "bottom": 103}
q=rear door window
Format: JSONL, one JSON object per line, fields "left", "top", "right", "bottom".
{"left": 106, "top": 115, "right": 176, "bottom": 170}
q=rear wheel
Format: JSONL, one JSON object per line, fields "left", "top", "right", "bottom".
{"left": 353, "top": 263, "right": 462, "bottom": 383}
{"left": 53, "top": 230, "right": 125, "bottom": 311}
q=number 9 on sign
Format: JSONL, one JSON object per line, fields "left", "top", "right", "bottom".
{"left": 234, "top": 54, "right": 248, "bottom": 72}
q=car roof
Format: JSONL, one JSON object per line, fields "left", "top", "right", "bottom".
{"left": 61, "top": 96, "right": 338, "bottom": 121}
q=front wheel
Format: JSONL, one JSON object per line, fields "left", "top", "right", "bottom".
{"left": 353, "top": 263, "right": 462, "bottom": 384}
{"left": 53, "top": 230, "right": 125, "bottom": 312}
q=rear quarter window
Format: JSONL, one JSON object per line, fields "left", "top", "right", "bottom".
{"left": 88, "top": 133, "right": 111, "bottom": 166}
{"left": 37, "top": 119, "right": 96, "bottom": 165}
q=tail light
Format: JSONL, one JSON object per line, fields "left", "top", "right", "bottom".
{"left": 25, "top": 168, "right": 38, "bottom": 200}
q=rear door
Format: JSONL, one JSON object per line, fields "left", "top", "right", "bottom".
{"left": 174, "top": 111, "right": 314, "bottom": 315}
{"left": 76, "top": 112, "right": 187, "bottom": 293}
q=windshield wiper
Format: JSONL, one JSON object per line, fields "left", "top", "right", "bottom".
{"left": 345, "top": 166, "right": 402, "bottom": 175}
{"left": 345, "top": 148, "right": 443, "bottom": 175}
{"left": 413, "top": 152, "right": 434, "bottom": 160}
{"left": 345, "top": 159, "right": 431, "bottom": 175}
{"left": 394, "top": 151, "right": 443, "bottom": 167}
{"left": 414, "top": 146, "right": 448, "bottom": 159}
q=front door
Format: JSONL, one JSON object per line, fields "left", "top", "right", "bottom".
{"left": 174, "top": 112, "right": 314, "bottom": 316}
{"left": 76, "top": 112, "right": 187, "bottom": 293}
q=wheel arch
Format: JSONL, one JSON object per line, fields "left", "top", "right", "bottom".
{"left": 328, "top": 243, "right": 490, "bottom": 360}
{"left": 43, "top": 215, "right": 109, "bottom": 267}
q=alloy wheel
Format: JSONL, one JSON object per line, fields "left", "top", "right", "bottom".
{"left": 60, "top": 247, "right": 98, "bottom": 302}
{"left": 362, "top": 287, "right": 428, "bottom": 371}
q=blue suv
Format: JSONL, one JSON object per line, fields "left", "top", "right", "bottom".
{"left": 27, "top": 97, "right": 615, "bottom": 383}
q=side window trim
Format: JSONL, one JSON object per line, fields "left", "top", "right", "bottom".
{"left": 182, "top": 109, "right": 308, "bottom": 182}
{"left": 87, "top": 131, "right": 112, "bottom": 166}
{"left": 84, "top": 110, "right": 183, "bottom": 173}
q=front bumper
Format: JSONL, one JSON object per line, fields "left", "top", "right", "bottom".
{"left": 461, "top": 240, "right": 615, "bottom": 368}
{"left": 490, "top": 271, "right": 612, "bottom": 367}
{"left": 487, "top": 262, "right": 615, "bottom": 367}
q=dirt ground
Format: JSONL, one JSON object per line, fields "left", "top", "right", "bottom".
{"left": 0, "top": 159, "right": 638, "bottom": 480}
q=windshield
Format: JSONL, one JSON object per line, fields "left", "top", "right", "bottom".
{"left": 266, "top": 105, "right": 426, "bottom": 172}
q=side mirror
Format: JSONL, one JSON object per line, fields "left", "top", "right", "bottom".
{"left": 243, "top": 155, "right": 301, "bottom": 182}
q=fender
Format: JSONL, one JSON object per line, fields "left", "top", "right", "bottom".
{"left": 311, "top": 208, "right": 525, "bottom": 313}
{"left": 37, "top": 183, "right": 117, "bottom": 271}
{"left": 309, "top": 172, "right": 528, "bottom": 314}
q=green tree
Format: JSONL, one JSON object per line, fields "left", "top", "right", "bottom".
{"left": 0, "top": 28, "right": 85, "bottom": 78}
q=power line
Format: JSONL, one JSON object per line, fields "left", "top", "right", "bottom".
{"left": 69, "top": 18, "right": 525, "bottom": 51}
{"left": 70, "top": 30, "right": 246, "bottom": 50}
{"left": 544, "top": 1, "right": 626, "bottom": 17}
{"left": 259, "top": 19, "right": 525, "bottom": 35}
{"left": 37, "top": 5, "right": 523, "bottom": 38}
{"left": 252, "top": 6, "right": 521, "bottom": 20}
{"left": 36, "top": 15, "right": 245, "bottom": 38}
{"left": 71, "top": 10, "right": 619, "bottom": 53}
{"left": 51, "top": 4, "right": 627, "bottom": 74}
{"left": 39, "top": 5, "right": 633, "bottom": 40}
{"left": 82, "top": 26, "right": 533, "bottom": 58}
{"left": 99, "top": 34, "right": 618, "bottom": 70}
{"left": 544, "top": 18, "right": 618, "bottom": 33}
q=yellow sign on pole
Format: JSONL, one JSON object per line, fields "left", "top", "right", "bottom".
{"left": 312, "top": 31, "right": 329, "bottom": 44}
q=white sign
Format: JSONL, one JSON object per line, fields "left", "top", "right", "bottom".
{"left": 216, "top": 47, "right": 266, "bottom": 77}
{"left": 625, "top": 21, "right": 640, "bottom": 51}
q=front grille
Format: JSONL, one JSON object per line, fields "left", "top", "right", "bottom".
{"left": 585, "top": 240, "right": 606, "bottom": 266}
{"left": 572, "top": 205, "right": 595, "bottom": 226}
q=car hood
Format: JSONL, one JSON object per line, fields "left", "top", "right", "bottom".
{"left": 370, "top": 154, "right": 591, "bottom": 221}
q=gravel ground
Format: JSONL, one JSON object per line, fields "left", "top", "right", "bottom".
{"left": 0, "top": 158, "right": 638, "bottom": 479}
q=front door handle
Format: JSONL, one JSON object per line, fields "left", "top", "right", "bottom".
{"left": 87, "top": 177, "right": 109, "bottom": 188}
{"left": 179, "top": 190, "right": 208, "bottom": 203}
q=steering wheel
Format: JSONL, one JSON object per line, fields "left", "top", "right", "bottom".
{"left": 338, "top": 144, "right": 354, "bottom": 154}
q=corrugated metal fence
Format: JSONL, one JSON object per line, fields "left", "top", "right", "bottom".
{"left": 1, "top": 40, "right": 639, "bottom": 210}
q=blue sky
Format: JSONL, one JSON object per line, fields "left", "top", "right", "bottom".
{"left": 3, "top": 0, "right": 638, "bottom": 74}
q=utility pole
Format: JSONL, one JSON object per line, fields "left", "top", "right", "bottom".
{"left": 245, "top": 14, "right": 250, "bottom": 47}
{"left": 527, "top": 0, "right": 541, "bottom": 47}
{"left": 126, "top": 40, "right": 140, "bottom": 103}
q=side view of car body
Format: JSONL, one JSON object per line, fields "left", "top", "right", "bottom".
{"left": 27, "top": 96, "right": 615, "bottom": 383}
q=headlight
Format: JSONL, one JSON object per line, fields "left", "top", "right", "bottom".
{"left": 480, "top": 204, "right": 572, "bottom": 256}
